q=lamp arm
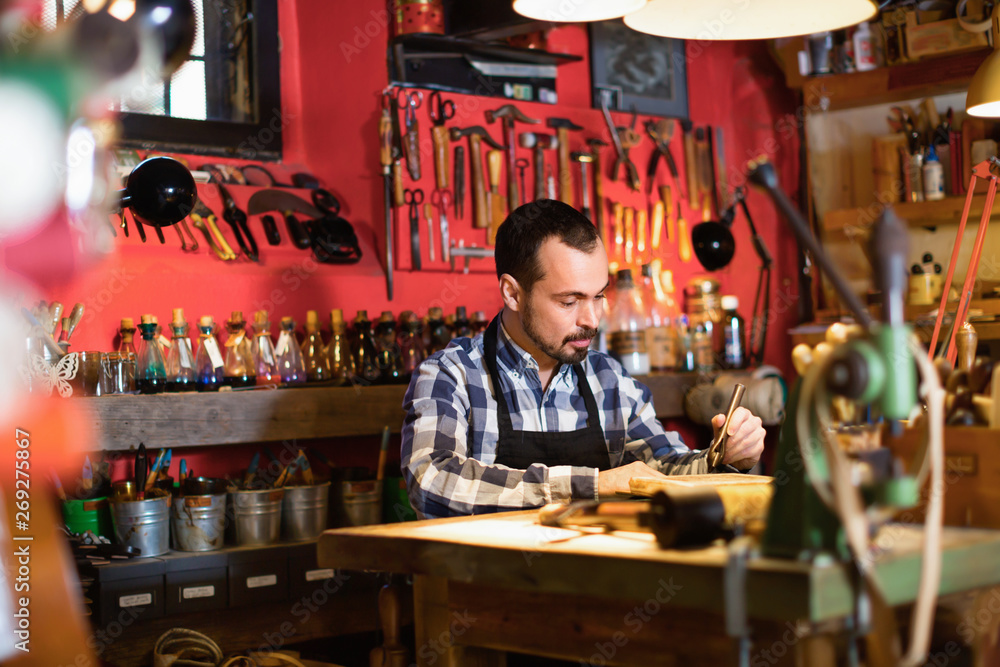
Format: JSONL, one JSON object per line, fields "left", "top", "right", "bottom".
{"left": 736, "top": 196, "right": 773, "bottom": 268}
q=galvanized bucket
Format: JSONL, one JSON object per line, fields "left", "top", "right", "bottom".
{"left": 171, "top": 493, "right": 226, "bottom": 551}
{"left": 110, "top": 492, "right": 171, "bottom": 557}
{"left": 281, "top": 482, "right": 331, "bottom": 541}
{"left": 227, "top": 488, "right": 283, "bottom": 546}
{"left": 340, "top": 480, "right": 382, "bottom": 527}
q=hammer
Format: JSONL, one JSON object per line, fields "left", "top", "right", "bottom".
{"left": 547, "top": 117, "right": 583, "bottom": 205}
{"left": 571, "top": 151, "right": 593, "bottom": 221}
{"left": 450, "top": 125, "right": 503, "bottom": 231}
{"left": 518, "top": 132, "right": 558, "bottom": 203}
{"left": 486, "top": 104, "right": 540, "bottom": 210}
{"left": 586, "top": 138, "right": 608, "bottom": 241}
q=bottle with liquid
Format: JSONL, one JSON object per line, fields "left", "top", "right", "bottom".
{"left": 222, "top": 311, "right": 255, "bottom": 389}
{"left": 640, "top": 263, "right": 678, "bottom": 372}
{"left": 375, "top": 311, "right": 403, "bottom": 384}
{"left": 425, "top": 307, "right": 452, "bottom": 354}
{"left": 471, "top": 311, "right": 489, "bottom": 336}
{"left": 923, "top": 144, "right": 945, "bottom": 201}
{"left": 721, "top": 295, "right": 746, "bottom": 369}
{"left": 165, "top": 308, "right": 196, "bottom": 392}
{"left": 352, "top": 310, "right": 382, "bottom": 384}
{"left": 302, "top": 310, "right": 331, "bottom": 383}
{"left": 194, "top": 315, "right": 224, "bottom": 392}
{"left": 135, "top": 314, "right": 167, "bottom": 394}
{"left": 692, "top": 323, "right": 714, "bottom": 372}
{"left": 676, "top": 314, "right": 695, "bottom": 372}
{"left": 118, "top": 318, "right": 138, "bottom": 393}
{"left": 608, "top": 269, "right": 650, "bottom": 375}
{"left": 452, "top": 306, "right": 473, "bottom": 338}
{"left": 327, "top": 309, "right": 355, "bottom": 385}
{"left": 275, "top": 316, "right": 307, "bottom": 385}
{"left": 251, "top": 310, "right": 280, "bottom": 385}
{"left": 853, "top": 22, "right": 876, "bottom": 72}
{"left": 398, "top": 311, "right": 426, "bottom": 383}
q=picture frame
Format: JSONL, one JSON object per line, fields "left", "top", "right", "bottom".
{"left": 589, "top": 19, "right": 689, "bottom": 120}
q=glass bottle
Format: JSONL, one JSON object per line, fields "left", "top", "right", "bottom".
{"left": 352, "top": 310, "right": 381, "bottom": 385}
{"left": 375, "top": 311, "right": 402, "bottom": 384}
{"left": 721, "top": 295, "right": 746, "bottom": 369}
{"left": 222, "top": 311, "right": 255, "bottom": 389}
{"left": 251, "top": 310, "right": 280, "bottom": 385}
{"left": 452, "top": 306, "right": 473, "bottom": 338}
{"left": 471, "top": 310, "right": 489, "bottom": 336}
{"left": 641, "top": 263, "right": 678, "bottom": 373}
{"left": 275, "top": 316, "right": 307, "bottom": 385}
{"left": 302, "top": 310, "right": 331, "bottom": 382}
{"left": 425, "top": 307, "right": 451, "bottom": 354}
{"left": 118, "top": 317, "right": 138, "bottom": 393}
{"left": 676, "top": 314, "right": 695, "bottom": 372}
{"left": 397, "top": 311, "right": 426, "bottom": 383}
{"left": 608, "top": 269, "right": 650, "bottom": 376}
{"left": 327, "top": 309, "right": 355, "bottom": 385}
{"left": 135, "top": 314, "right": 167, "bottom": 394}
{"left": 165, "top": 308, "right": 196, "bottom": 392}
{"left": 194, "top": 315, "right": 224, "bottom": 392}
{"left": 692, "top": 322, "right": 715, "bottom": 372}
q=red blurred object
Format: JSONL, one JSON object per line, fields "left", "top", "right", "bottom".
{"left": 1, "top": 208, "right": 82, "bottom": 290}
{"left": 507, "top": 30, "right": 549, "bottom": 51}
{"left": 394, "top": 0, "right": 444, "bottom": 36}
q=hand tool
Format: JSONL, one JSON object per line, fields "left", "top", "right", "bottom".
{"left": 397, "top": 89, "right": 423, "bottom": 181}
{"left": 678, "top": 199, "right": 693, "bottom": 263}
{"left": 133, "top": 211, "right": 148, "bottom": 242}
{"left": 645, "top": 118, "right": 681, "bottom": 197}
{"left": 190, "top": 199, "right": 237, "bottom": 260}
{"left": 377, "top": 426, "right": 391, "bottom": 482}
{"left": 651, "top": 200, "right": 664, "bottom": 251}
{"left": 600, "top": 97, "right": 641, "bottom": 191}
{"left": 150, "top": 218, "right": 166, "bottom": 244}
{"left": 51, "top": 471, "right": 66, "bottom": 501}
{"left": 423, "top": 202, "right": 436, "bottom": 262}
{"left": 160, "top": 449, "right": 172, "bottom": 482}
{"left": 431, "top": 188, "right": 451, "bottom": 262}
{"left": 682, "top": 120, "right": 698, "bottom": 209}
{"left": 392, "top": 159, "right": 405, "bottom": 207}
{"left": 118, "top": 210, "right": 129, "bottom": 237}
{"left": 485, "top": 104, "right": 540, "bottom": 210}
{"left": 239, "top": 164, "right": 290, "bottom": 188}
{"left": 546, "top": 164, "right": 556, "bottom": 200}
{"left": 624, "top": 206, "right": 635, "bottom": 266}
{"left": 380, "top": 92, "right": 396, "bottom": 300}
{"left": 48, "top": 302, "right": 63, "bottom": 334}
{"left": 487, "top": 150, "right": 505, "bottom": 245}
{"left": 449, "top": 242, "right": 495, "bottom": 273}
{"left": 243, "top": 452, "right": 259, "bottom": 488}
{"left": 144, "top": 448, "right": 166, "bottom": 492}
{"left": 518, "top": 132, "right": 558, "bottom": 202}
{"left": 21, "top": 307, "right": 65, "bottom": 358}
{"left": 135, "top": 443, "right": 148, "bottom": 500}
{"left": 714, "top": 126, "right": 729, "bottom": 213}
{"left": 82, "top": 456, "right": 93, "bottom": 495}
{"left": 660, "top": 185, "right": 676, "bottom": 243}
{"left": 246, "top": 189, "right": 322, "bottom": 250}
{"left": 706, "top": 383, "right": 746, "bottom": 470}
{"left": 172, "top": 221, "right": 189, "bottom": 250}
{"left": 587, "top": 138, "right": 608, "bottom": 240}
{"left": 547, "top": 117, "right": 584, "bottom": 204}
{"left": 637, "top": 207, "right": 647, "bottom": 262}
{"left": 64, "top": 303, "right": 85, "bottom": 341}
{"left": 178, "top": 459, "right": 187, "bottom": 486}
{"left": 696, "top": 127, "right": 716, "bottom": 218}
{"left": 450, "top": 126, "right": 503, "bottom": 230}
{"left": 260, "top": 214, "right": 281, "bottom": 245}
{"left": 454, "top": 145, "right": 465, "bottom": 218}
{"left": 387, "top": 86, "right": 405, "bottom": 161}
{"left": 570, "top": 151, "right": 593, "bottom": 220}
{"left": 428, "top": 91, "right": 455, "bottom": 189}
{"left": 403, "top": 188, "right": 423, "bottom": 270}
{"left": 191, "top": 217, "right": 230, "bottom": 260}
{"left": 216, "top": 181, "right": 259, "bottom": 262}
{"left": 179, "top": 219, "right": 199, "bottom": 250}
{"left": 515, "top": 157, "right": 529, "bottom": 207}
{"left": 297, "top": 449, "right": 315, "bottom": 486}
{"left": 273, "top": 459, "right": 296, "bottom": 488}
{"left": 611, "top": 202, "right": 624, "bottom": 265}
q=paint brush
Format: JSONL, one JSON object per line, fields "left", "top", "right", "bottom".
{"left": 159, "top": 449, "right": 172, "bottom": 481}
{"left": 52, "top": 470, "right": 67, "bottom": 501}
{"left": 178, "top": 458, "right": 188, "bottom": 486}
{"left": 297, "top": 449, "right": 314, "bottom": 486}
{"left": 144, "top": 449, "right": 166, "bottom": 491}
{"left": 243, "top": 452, "right": 260, "bottom": 488}
{"left": 376, "top": 426, "right": 390, "bottom": 482}
{"left": 82, "top": 456, "right": 93, "bottom": 495}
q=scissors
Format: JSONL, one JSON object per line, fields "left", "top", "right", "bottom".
{"left": 431, "top": 189, "right": 451, "bottom": 263}
{"left": 428, "top": 91, "right": 455, "bottom": 126}
{"left": 404, "top": 188, "right": 424, "bottom": 270}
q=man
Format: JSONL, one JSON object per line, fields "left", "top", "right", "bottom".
{"left": 402, "top": 200, "right": 765, "bottom": 519}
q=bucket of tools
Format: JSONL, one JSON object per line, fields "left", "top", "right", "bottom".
{"left": 281, "top": 481, "right": 331, "bottom": 541}
{"left": 331, "top": 468, "right": 382, "bottom": 527}
{"left": 62, "top": 497, "right": 114, "bottom": 539}
{"left": 110, "top": 488, "right": 171, "bottom": 557}
{"left": 171, "top": 477, "right": 228, "bottom": 552}
{"left": 227, "top": 487, "right": 284, "bottom": 546}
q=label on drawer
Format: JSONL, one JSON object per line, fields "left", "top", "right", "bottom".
{"left": 305, "top": 568, "right": 334, "bottom": 582}
{"left": 246, "top": 574, "right": 277, "bottom": 589}
{"left": 182, "top": 585, "right": 216, "bottom": 600}
{"left": 119, "top": 593, "right": 152, "bottom": 608}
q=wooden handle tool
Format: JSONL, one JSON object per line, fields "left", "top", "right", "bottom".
{"left": 612, "top": 202, "right": 624, "bottom": 266}
{"left": 488, "top": 149, "right": 505, "bottom": 245}
{"left": 659, "top": 185, "right": 675, "bottom": 243}
{"left": 624, "top": 206, "right": 635, "bottom": 267}
{"left": 470, "top": 135, "right": 488, "bottom": 230}
{"left": 432, "top": 125, "right": 450, "bottom": 189}
{"left": 636, "top": 208, "right": 647, "bottom": 261}
{"left": 651, "top": 200, "right": 664, "bottom": 251}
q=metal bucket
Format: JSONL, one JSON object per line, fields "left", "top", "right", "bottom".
{"left": 340, "top": 480, "right": 382, "bottom": 527}
{"left": 228, "top": 488, "right": 283, "bottom": 546}
{"left": 110, "top": 492, "right": 171, "bottom": 557}
{"left": 171, "top": 493, "right": 226, "bottom": 551}
{"left": 282, "top": 482, "right": 331, "bottom": 541}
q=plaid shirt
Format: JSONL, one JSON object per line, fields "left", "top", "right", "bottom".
{"left": 401, "top": 318, "right": 710, "bottom": 519}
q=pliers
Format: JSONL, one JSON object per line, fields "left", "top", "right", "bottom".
{"left": 600, "top": 96, "right": 641, "bottom": 191}
{"left": 645, "top": 118, "right": 683, "bottom": 197}
{"left": 189, "top": 199, "right": 237, "bottom": 261}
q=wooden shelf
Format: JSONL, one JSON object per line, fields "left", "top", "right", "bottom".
{"left": 823, "top": 194, "right": 1000, "bottom": 233}
{"left": 77, "top": 373, "right": 710, "bottom": 450}
{"left": 798, "top": 49, "right": 989, "bottom": 112}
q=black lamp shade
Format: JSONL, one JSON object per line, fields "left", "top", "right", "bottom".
{"left": 691, "top": 221, "right": 735, "bottom": 271}
{"left": 123, "top": 156, "right": 196, "bottom": 226}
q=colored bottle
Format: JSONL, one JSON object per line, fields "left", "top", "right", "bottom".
{"left": 676, "top": 314, "right": 695, "bottom": 372}
{"left": 118, "top": 318, "right": 138, "bottom": 393}
{"left": 222, "top": 311, "right": 255, "bottom": 389}
{"left": 327, "top": 309, "right": 355, "bottom": 385}
{"left": 165, "top": 308, "right": 196, "bottom": 392}
{"left": 251, "top": 310, "right": 280, "bottom": 385}
{"left": 375, "top": 311, "right": 403, "bottom": 384}
{"left": 608, "top": 269, "right": 650, "bottom": 375}
{"left": 923, "top": 144, "right": 945, "bottom": 201}
{"left": 303, "top": 310, "right": 331, "bottom": 382}
{"left": 721, "top": 295, "right": 746, "bottom": 369}
{"left": 452, "top": 306, "right": 473, "bottom": 338}
{"left": 692, "top": 323, "right": 714, "bottom": 372}
{"left": 194, "top": 315, "right": 224, "bottom": 392}
{"left": 853, "top": 22, "right": 876, "bottom": 72}
{"left": 398, "top": 311, "right": 426, "bottom": 383}
{"left": 275, "top": 316, "right": 307, "bottom": 385}
{"left": 425, "top": 307, "right": 451, "bottom": 354}
{"left": 352, "top": 310, "right": 381, "bottom": 385}
{"left": 471, "top": 310, "right": 489, "bottom": 336}
{"left": 641, "top": 263, "right": 678, "bottom": 372}
{"left": 136, "top": 314, "right": 167, "bottom": 394}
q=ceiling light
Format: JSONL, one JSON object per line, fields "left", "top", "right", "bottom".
{"left": 967, "top": 6, "right": 1000, "bottom": 117}
{"left": 622, "top": 0, "right": 878, "bottom": 40}
{"left": 512, "top": 0, "right": 648, "bottom": 23}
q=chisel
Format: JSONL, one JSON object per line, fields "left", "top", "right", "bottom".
{"left": 380, "top": 94, "right": 395, "bottom": 300}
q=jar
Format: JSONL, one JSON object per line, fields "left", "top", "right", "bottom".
{"left": 684, "top": 277, "right": 723, "bottom": 357}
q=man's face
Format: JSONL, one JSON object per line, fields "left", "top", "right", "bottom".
{"left": 519, "top": 237, "right": 609, "bottom": 366}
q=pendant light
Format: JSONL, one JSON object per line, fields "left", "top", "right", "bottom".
{"left": 622, "top": 0, "right": 878, "bottom": 40}
{"left": 512, "top": 0, "right": 648, "bottom": 23}
{"left": 966, "top": 5, "right": 1000, "bottom": 117}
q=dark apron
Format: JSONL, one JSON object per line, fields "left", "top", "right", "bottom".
{"left": 484, "top": 316, "right": 610, "bottom": 471}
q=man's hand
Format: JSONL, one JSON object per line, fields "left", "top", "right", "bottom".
{"left": 711, "top": 407, "right": 765, "bottom": 471}
{"left": 597, "top": 461, "right": 671, "bottom": 498}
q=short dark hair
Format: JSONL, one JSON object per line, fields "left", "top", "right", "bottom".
{"left": 494, "top": 199, "right": 600, "bottom": 291}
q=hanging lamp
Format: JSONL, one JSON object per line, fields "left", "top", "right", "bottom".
{"left": 511, "top": 0, "right": 648, "bottom": 23}
{"left": 966, "top": 4, "right": 1000, "bottom": 117}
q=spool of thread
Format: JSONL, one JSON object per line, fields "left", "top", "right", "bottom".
{"left": 394, "top": 0, "right": 443, "bottom": 36}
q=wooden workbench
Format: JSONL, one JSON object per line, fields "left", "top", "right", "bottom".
{"left": 318, "top": 511, "right": 1000, "bottom": 666}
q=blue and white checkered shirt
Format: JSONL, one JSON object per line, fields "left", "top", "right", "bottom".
{"left": 401, "top": 317, "right": 710, "bottom": 519}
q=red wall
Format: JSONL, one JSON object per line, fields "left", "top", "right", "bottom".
{"left": 10, "top": 1, "right": 803, "bottom": 481}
